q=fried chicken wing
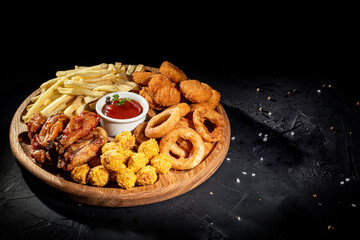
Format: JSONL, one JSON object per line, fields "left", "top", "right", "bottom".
{"left": 57, "top": 111, "right": 100, "bottom": 154}
{"left": 27, "top": 113, "right": 46, "bottom": 142}
{"left": 59, "top": 127, "right": 108, "bottom": 171}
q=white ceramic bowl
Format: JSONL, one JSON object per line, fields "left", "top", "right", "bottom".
{"left": 95, "top": 92, "right": 149, "bottom": 137}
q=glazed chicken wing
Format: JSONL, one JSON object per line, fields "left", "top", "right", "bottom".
{"left": 57, "top": 111, "right": 100, "bottom": 154}
{"left": 58, "top": 127, "right": 108, "bottom": 171}
{"left": 30, "top": 112, "right": 69, "bottom": 164}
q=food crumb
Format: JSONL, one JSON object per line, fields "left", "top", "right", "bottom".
{"left": 357, "top": 101, "right": 360, "bottom": 106}
{"left": 210, "top": 192, "right": 214, "bottom": 195}
{"left": 258, "top": 133, "right": 263, "bottom": 137}
{"left": 345, "top": 178, "right": 350, "bottom": 182}
{"left": 226, "top": 157, "right": 231, "bottom": 161}
{"left": 263, "top": 137, "right": 268, "bottom": 142}
{"left": 313, "top": 194, "right": 317, "bottom": 198}
{"left": 328, "top": 225, "right": 334, "bottom": 230}
{"left": 317, "top": 89, "right": 321, "bottom": 94}
{"left": 259, "top": 107, "right": 263, "bottom": 112}
{"left": 260, "top": 157, "right": 264, "bottom": 161}
{"left": 267, "top": 96, "right": 271, "bottom": 101}
{"left": 256, "top": 88, "right": 260, "bottom": 92}
{"left": 237, "top": 216, "right": 241, "bottom": 221}
{"left": 340, "top": 181, "right": 345, "bottom": 185}
{"left": 268, "top": 112, "right": 272, "bottom": 116}
{"left": 251, "top": 173, "right": 256, "bottom": 177}
{"left": 236, "top": 178, "right": 240, "bottom": 183}
{"left": 290, "top": 131, "right": 295, "bottom": 136}
{"left": 242, "top": 171, "right": 247, "bottom": 175}
{"left": 231, "top": 136, "right": 236, "bottom": 140}
{"left": 330, "top": 126, "right": 334, "bottom": 130}
{"left": 351, "top": 204, "right": 356, "bottom": 207}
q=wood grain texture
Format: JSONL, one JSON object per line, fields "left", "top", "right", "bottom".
{"left": 9, "top": 68, "right": 230, "bottom": 207}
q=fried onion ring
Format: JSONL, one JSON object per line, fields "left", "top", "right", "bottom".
{"left": 145, "top": 107, "right": 181, "bottom": 138}
{"left": 160, "top": 127, "right": 205, "bottom": 170}
{"left": 193, "top": 107, "right": 225, "bottom": 142}
{"left": 168, "top": 103, "right": 190, "bottom": 117}
{"left": 133, "top": 121, "right": 150, "bottom": 145}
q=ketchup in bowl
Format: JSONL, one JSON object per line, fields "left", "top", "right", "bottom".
{"left": 102, "top": 94, "right": 142, "bottom": 119}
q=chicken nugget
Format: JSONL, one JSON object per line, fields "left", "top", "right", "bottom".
{"left": 179, "top": 80, "right": 213, "bottom": 103}
{"left": 138, "top": 138, "right": 159, "bottom": 159}
{"left": 70, "top": 164, "right": 90, "bottom": 185}
{"left": 153, "top": 86, "right": 181, "bottom": 107}
{"left": 150, "top": 153, "right": 172, "bottom": 174}
{"left": 132, "top": 71, "right": 157, "bottom": 85}
{"left": 139, "top": 87, "right": 163, "bottom": 111}
{"left": 116, "top": 168, "right": 137, "bottom": 189}
{"left": 148, "top": 74, "right": 174, "bottom": 96}
{"left": 88, "top": 165, "right": 109, "bottom": 187}
{"left": 100, "top": 149, "right": 127, "bottom": 172}
{"left": 159, "top": 61, "right": 187, "bottom": 83}
{"left": 115, "top": 131, "right": 135, "bottom": 150}
{"left": 127, "top": 152, "right": 149, "bottom": 173}
{"left": 136, "top": 165, "right": 158, "bottom": 186}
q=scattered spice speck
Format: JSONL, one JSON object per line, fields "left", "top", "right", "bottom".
{"left": 290, "top": 131, "right": 295, "bottom": 136}
{"left": 226, "top": 157, "right": 231, "bottom": 161}
{"left": 313, "top": 194, "right": 317, "bottom": 198}
{"left": 231, "top": 136, "right": 236, "bottom": 140}
{"left": 351, "top": 204, "right": 356, "bottom": 207}
{"left": 210, "top": 192, "right": 214, "bottom": 195}
{"left": 260, "top": 157, "right": 264, "bottom": 161}
{"left": 268, "top": 112, "right": 272, "bottom": 116}
{"left": 330, "top": 126, "right": 334, "bottom": 130}
{"left": 259, "top": 107, "right": 263, "bottom": 112}
{"left": 237, "top": 216, "right": 241, "bottom": 221}
{"left": 345, "top": 178, "right": 350, "bottom": 182}
{"left": 317, "top": 89, "right": 321, "bottom": 94}
{"left": 256, "top": 88, "right": 260, "bottom": 92}
{"left": 267, "top": 96, "right": 271, "bottom": 101}
{"left": 258, "top": 133, "right": 263, "bottom": 137}
{"left": 340, "top": 181, "right": 345, "bottom": 185}
{"left": 357, "top": 101, "right": 360, "bottom": 106}
{"left": 242, "top": 171, "right": 247, "bottom": 175}
{"left": 251, "top": 173, "right": 256, "bottom": 177}
{"left": 236, "top": 178, "right": 240, "bottom": 183}
{"left": 263, "top": 137, "right": 268, "bottom": 142}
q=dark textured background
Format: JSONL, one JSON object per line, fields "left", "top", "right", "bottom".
{"left": 2, "top": 10, "right": 360, "bottom": 240}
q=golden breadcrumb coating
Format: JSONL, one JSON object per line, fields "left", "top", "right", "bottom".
{"left": 88, "top": 165, "right": 109, "bottom": 187}
{"left": 150, "top": 153, "right": 172, "bottom": 174}
{"left": 136, "top": 165, "right": 158, "bottom": 186}
{"left": 127, "top": 152, "right": 149, "bottom": 173}
{"left": 100, "top": 149, "right": 127, "bottom": 172}
{"left": 70, "top": 164, "right": 90, "bottom": 185}
{"left": 116, "top": 168, "right": 137, "bottom": 189}
{"left": 102, "top": 141, "right": 122, "bottom": 154}
{"left": 137, "top": 138, "right": 159, "bottom": 159}
{"left": 114, "top": 131, "right": 135, "bottom": 150}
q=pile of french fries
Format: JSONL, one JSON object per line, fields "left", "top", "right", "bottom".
{"left": 23, "top": 62, "right": 144, "bottom": 123}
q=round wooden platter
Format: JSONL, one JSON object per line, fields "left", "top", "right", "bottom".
{"left": 9, "top": 81, "right": 231, "bottom": 208}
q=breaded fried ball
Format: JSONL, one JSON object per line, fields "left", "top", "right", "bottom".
{"left": 136, "top": 165, "right": 158, "bottom": 186}
{"left": 102, "top": 141, "right": 122, "bottom": 154}
{"left": 159, "top": 61, "right": 187, "bottom": 83}
{"left": 138, "top": 138, "right": 159, "bottom": 159}
{"left": 127, "top": 152, "right": 149, "bottom": 173}
{"left": 116, "top": 168, "right": 137, "bottom": 189}
{"left": 101, "top": 149, "right": 127, "bottom": 172}
{"left": 179, "top": 80, "right": 213, "bottom": 103}
{"left": 150, "top": 153, "right": 172, "bottom": 174}
{"left": 70, "top": 164, "right": 90, "bottom": 185}
{"left": 88, "top": 165, "right": 109, "bottom": 187}
{"left": 115, "top": 131, "right": 135, "bottom": 150}
{"left": 139, "top": 87, "right": 163, "bottom": 111}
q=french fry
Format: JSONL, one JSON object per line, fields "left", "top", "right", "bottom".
{"left": 135, "top": 64, "right": 146, "bottom": 72}
{"left": 63, "top": 96, "right": 83, "bottom": 116}
{"left": 23, "top": 77, "right": 66, "bottom": 122}
{"left": 126, "top": 65, "right": 136, "bottom": 75}
{"left": 40, "top": 94, "right": 73, "bottom": 117}
{"left": 40, "top": 77, "right": 59, "bottom": 90}
{"left": 64, "top": 80, "right": 100, "bottom": 89}
{"left": 56, "top": 63, "right": 108, "bottom": 77}
{"left": 57, "top": 87, "right": 105, "bottom": 98}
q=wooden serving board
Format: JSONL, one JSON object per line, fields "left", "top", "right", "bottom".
{"left": 9, "top": 79, "right": 231, "bottom": 207}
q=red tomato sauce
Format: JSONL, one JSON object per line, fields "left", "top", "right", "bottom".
{"left": 102, "top": 99, "right": 142, "bottom": 119}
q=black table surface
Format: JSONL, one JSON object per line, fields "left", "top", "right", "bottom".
{"left": 2, "top": 28, "right": 360, "bottom": 239}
